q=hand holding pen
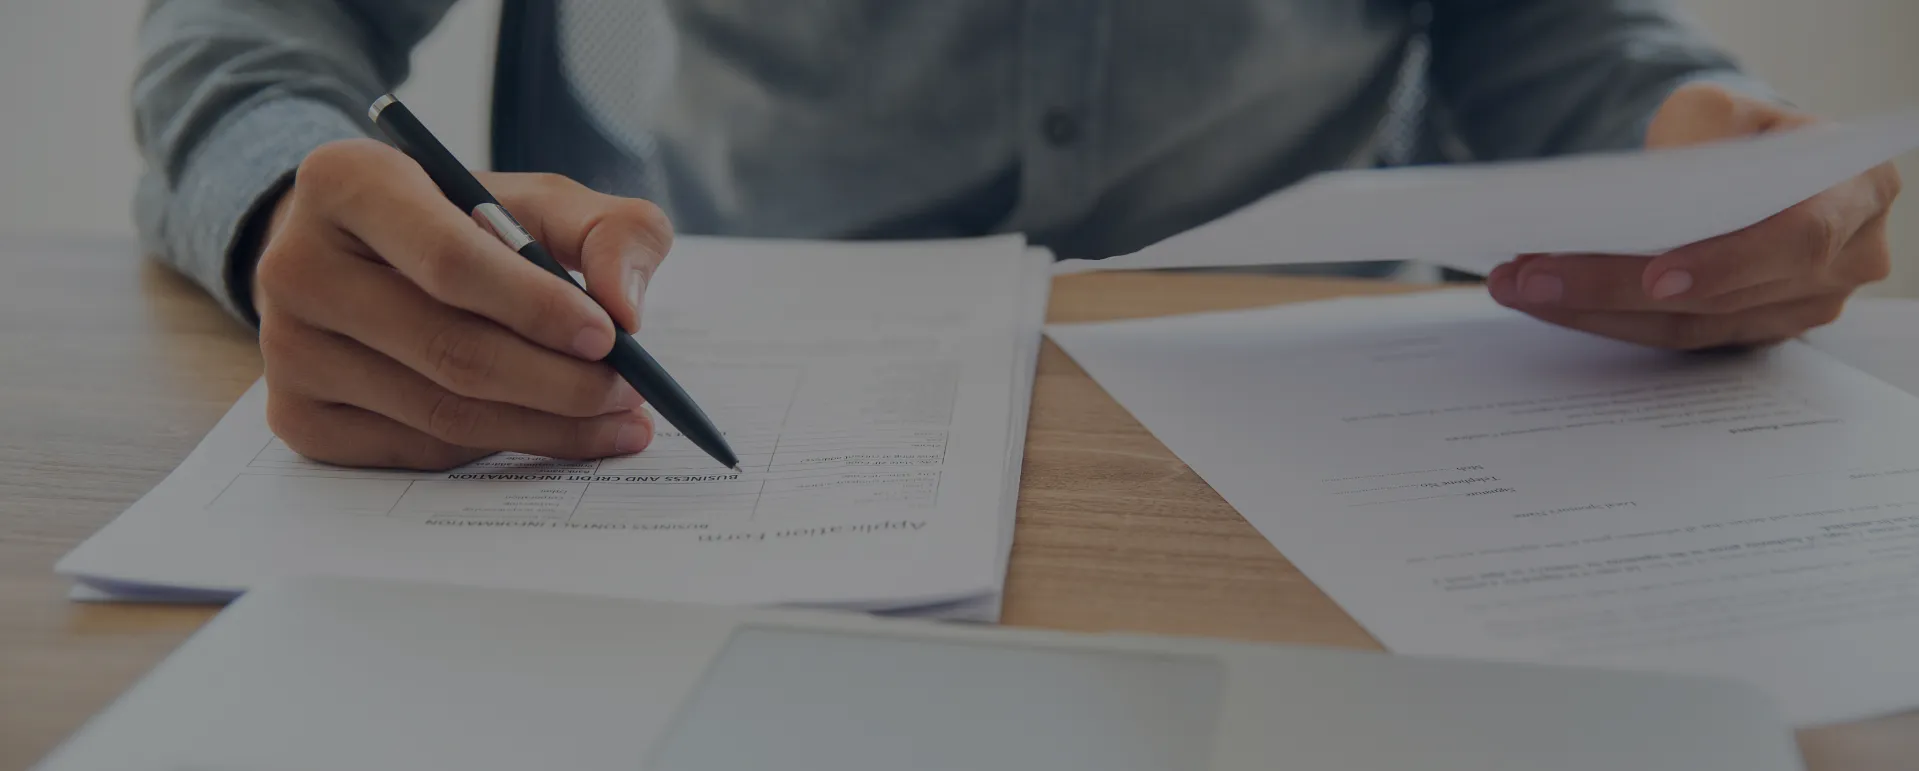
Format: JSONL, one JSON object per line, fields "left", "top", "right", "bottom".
{"left": 243, "top": 96, "right": 736, "bottom": 471}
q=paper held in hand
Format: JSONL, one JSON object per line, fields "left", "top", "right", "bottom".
{"left": 1061, "top": 108, "right": 1919, "bottom": 275}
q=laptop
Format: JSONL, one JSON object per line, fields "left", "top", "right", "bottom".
{"left": 36, "top": 575, "right": 1803, "bottom": 771}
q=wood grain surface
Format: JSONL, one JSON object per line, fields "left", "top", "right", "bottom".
{"left": 0, "top": 237, "right": 1912, "bottom": 770}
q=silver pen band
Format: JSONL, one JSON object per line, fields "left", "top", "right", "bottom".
{"left": 473, "top": 203, "right": 535, "bottom": 251}
{"left": 367, "top": 93, "right": 398, "bottom": 123}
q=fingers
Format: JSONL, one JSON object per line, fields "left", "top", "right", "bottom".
{"left": 267, "top": 394, "right": 491, "bottom": 471}
{"left": 488, "top": 173, "right": 674, "bottom": 334}
{"left": 1491, "top": 252, "right": 1806, "bottom": 314}
{"left": 264, "top": 319, "right": 655, "bottom": 462}
{"left": 291, "top": 140, "right": 619, "bottom": 360}
{"left": 1640, "top": 173, "right": 1893, "bottom": 305}
{"left": 1491, "top": 223, "right": 1885, "bottom": 351}
{"left": 1514, "top": 292, "right": 1850, "bottom": 351}
{"left": 1490, "top": 170, "right": 1895, "bottom": 319}
{"left": 1491, "top": 85, "right": 1899, "bottom": 353}
{"left": 1644, "top": 81, "right": 1815, "bottom": 149}
{"left": 1494, "top": 254, "right": 1663, "bottom": 311}
{"left": 263, "top": 248, "right": 646, "bottom": 419}
{"left": 260, "top": 141, "right": 682, "bottom": 470}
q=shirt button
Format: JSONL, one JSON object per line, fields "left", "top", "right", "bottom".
{"left": 1041, "top": 109, "right": 1080, "bottom": 146}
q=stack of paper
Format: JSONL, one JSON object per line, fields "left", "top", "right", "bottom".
{"left": 59, "top": 235, "right": 1052, "bottom": 621}
{"left": 1050, "top": 290, "right": 1919, "bottom": 725}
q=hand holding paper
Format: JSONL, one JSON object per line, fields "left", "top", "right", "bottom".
{"left": 1072, "top": 100, "right": 1919, "bottom": 339}
{"left": 1487, "top": 83, "right": 1905, "bottom": 350}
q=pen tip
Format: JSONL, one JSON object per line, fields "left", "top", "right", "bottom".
{"left": 730, "top": 464, "right": 743, "bottom": 473}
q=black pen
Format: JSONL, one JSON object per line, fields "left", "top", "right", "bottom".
{"left": 368, "top": 94, "right": 741, "bottom": 472}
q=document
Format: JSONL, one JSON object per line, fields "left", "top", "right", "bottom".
{"left": 1804, "top": 297, "right": 1919, "bottom": 397}
{"left": 1050, "top": 290, "right": 1919, "bottom": 724}
{"left": 59, "top": 235, "right": 1051, "bottom": 616}
{"left": 1062, "top": 108, "right": 1919, "bottom": 275}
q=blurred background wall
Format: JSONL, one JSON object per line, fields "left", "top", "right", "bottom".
{"left": 1, "top": 0, "right": 1913, "bottom": 294}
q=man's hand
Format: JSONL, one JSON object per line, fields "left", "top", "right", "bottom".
{"left": 254, "top": 139, "right": 673, "bottom": 470}
{"left": 1487, "top": 82, "right": 1902, "bottom": 349}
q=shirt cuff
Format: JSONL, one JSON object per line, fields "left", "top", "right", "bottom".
{"left": 161, "top": 98, "right": 366, "bottom": 325}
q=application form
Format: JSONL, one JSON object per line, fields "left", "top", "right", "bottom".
{"left": 60, "top": 235, "right": 1049, "bottom": 613}
{"left": 1050, "top": 290, "right": 1919, "bottom": 724}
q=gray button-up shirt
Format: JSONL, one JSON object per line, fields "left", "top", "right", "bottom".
{"left": 131, "top": 0, "right": 1764, "bottom": 323}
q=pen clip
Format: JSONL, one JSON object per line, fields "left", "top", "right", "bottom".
{"left": 473, "top": 203, "right": 534, "bottom": 251}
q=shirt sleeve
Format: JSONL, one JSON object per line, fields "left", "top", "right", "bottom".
{"left": 130, "top": 0, "right": 458, "bottom": 325}
{"left": 1424, "top": 0, "right": 1781, "bottom": 161}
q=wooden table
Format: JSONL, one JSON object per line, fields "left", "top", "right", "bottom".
{"left": 2, "top": 235, "right": 1914, "bottom": 770}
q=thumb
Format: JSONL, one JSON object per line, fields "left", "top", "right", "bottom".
{"left": 1645, "top": 82, "right": 1816, "bottom": 148}
{"left": 485, "top": 173, "right": 674, "bottom": 334}
{"left": 583, "top": 223, "right": 668, "bottom": 335}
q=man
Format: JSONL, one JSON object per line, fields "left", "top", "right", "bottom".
{"left": 133, "top": 0, "right": 1901, "bottom": 470}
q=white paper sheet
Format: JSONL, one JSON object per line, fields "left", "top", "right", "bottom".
{"left": 1050, "top": 290, "right": 1919, "bottom": 725}
{"left": 1804, "top": 297, "right": 1919, "bottom": 397}
{"left": 1063, "top": 108, "right": 1919, "bottom": 275}
{"left": 59, "top": 235, "right": 1046, "bottom": 613}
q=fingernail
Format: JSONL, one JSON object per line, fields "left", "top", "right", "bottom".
{"left": 626, "top": 269, "right": 646, "bottom": 325}
{"left": 1485, "top": 266, "right": 1514, "bottom": 305}
{"left": 1520, "top": 274, "right": 1563, "bottom": 304}
{"left": 1650, "top": 270, "right": 1694, "bottom": 299}
{"left": 572, "top": 326, "right": 611, "bottom": 359}
{"left": 615, "top": 417, "right": 652, "bottom": 454}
